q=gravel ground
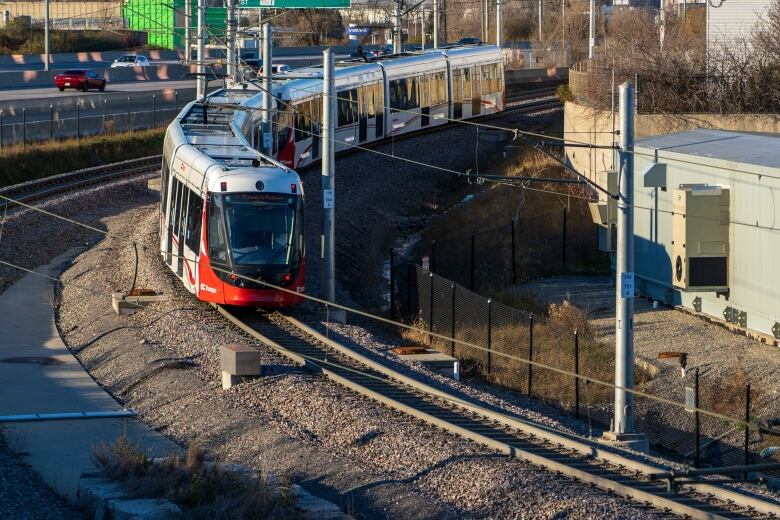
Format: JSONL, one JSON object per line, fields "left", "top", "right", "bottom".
{"left": 0, "top": 436, "right": 85, "bottom": 519}
{"left": 0, "top": 178, "right": 151, "bottom": 520}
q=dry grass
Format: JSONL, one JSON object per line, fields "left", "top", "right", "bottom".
{"left": 92, "top": 435, "right": 303, "bottom": 519}
{"left": 0, "top": 128, "right": 165, "bottom": 187}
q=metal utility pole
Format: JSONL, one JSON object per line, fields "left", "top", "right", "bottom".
{"left": 496, "top": 0, "right": 503, "bottom": 47}
{"left": 226, "top": 0, "right": 237, "bottom": 81}
{"left": 421, "top": 12, "right": 426, "bottom": 49}
{"left": 659, "top": 2, "right": 666, "bottom": 50}
{"left": 561, "top": 0, "right": 565, "bottom": 65}
{"left": 185, "top": 0, "right": 192, "bottom": 62}
{"left": 538, "top": 0, "right": 543, "bottom": 42}
{"left": 588, "top": 0, "right": 595, "bottom": 59}
{"left": 196, "top": 0, "right": 205, "bottom": 99}
{"left": 261, "top": 22, "right": 272, "bottom": 154}
{"left": 433, "top": 0, "right": 439, "bottom": 48}
{"left": 683, "top": 0, "right": 687, "bottom": 20}
{"left": 393, "top": 0, "right": 402, "bottom": 54}
{"left": 44, "top": 0, "right": 50, "bottom": 71}
{"left": 614, "top": 81, "right": 636, "bottom": 438}
{"left": 322, "top": 48, "right": 336, "bottom": 305}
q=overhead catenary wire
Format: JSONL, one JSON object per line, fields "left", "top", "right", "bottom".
{"left": 0, "top": 188, "right": 768, "bottom": 433}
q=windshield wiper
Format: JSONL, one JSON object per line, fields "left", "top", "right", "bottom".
{"left": 256, "top": 235, "right": 293, "bottom": 277}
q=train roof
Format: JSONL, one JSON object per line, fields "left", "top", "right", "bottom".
{"left": 166, "top": 86, "right": 298, "bottom": 194}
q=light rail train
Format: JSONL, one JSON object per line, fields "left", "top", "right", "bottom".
{"left": 160, "top": 45, "right": 504, "bottom": 307}
{"left": 242, "top": 45, "right": 505, "bottom": 168}
{"left": 160, "top": 90, "right": 305, "bottom": 306}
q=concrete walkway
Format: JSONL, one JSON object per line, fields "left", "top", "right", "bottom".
{"left": 0, "top": 250, "right": 178, "bottom": 500}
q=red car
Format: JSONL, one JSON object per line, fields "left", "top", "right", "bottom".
{"left": 54, "top": 69, "right": 106, "bottom": 92}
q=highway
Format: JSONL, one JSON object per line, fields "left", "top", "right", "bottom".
{"left": 0, "top": 79, "right": 196, "bottom": 102}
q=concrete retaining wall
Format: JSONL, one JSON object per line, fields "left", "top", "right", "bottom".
{"left": 563, "top": 100, "right": 780, "bottom": 188}
{"left": 506, "top": 67, "right": 568, "bottom": 84}
{"left": 0, "top": 50, "right": 185, "bottom": 68}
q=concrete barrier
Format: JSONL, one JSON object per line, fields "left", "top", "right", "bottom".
{"left": 0, "top": 49, "right": 185, "bottom": 68}
{"left": 0, "top": 63, "right": 211, "bottom": 90}
{"left": 506, "top": 67, "right": 568, "bottom": 84}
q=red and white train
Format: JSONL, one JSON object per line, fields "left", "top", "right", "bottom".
{"left": 160, "top": 45, "right": 504, "bottom": 307}
{"left": 240, "top": 45, "right": 505, "bottom": 168}
{"left": 161, "top": 89, "right": 305, "bottom": 307}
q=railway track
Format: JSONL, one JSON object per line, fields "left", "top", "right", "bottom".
{"left": 218, "top": 306, "right": 780, "bottom": 520}
{"left": 0, "top": 155, "right": 161, "bottom": 209}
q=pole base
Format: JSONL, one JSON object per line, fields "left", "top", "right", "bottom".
{"left": 600, "top": 431, "right": 650, "bottom": 454}
{"left": 326, "top": 308, "right": 347, "bottom": 325}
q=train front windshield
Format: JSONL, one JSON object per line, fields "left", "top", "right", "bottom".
{"left": 209, "top": 192, "right": 301, "bottom": 267}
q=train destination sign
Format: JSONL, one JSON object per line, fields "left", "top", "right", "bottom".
{"left": 239, "top": 0, "right": 350, "bottom": 8}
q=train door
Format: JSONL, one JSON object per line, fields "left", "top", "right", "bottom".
{"left": 311, "top": 96, "right": 321, "bottom": 161}
{"left": 431, "top": 71, "right": 447, "bottom": 127}
{"left": 471, "top": 64, "right": 482, "bottom": 116}
{"left": 182, "top": 188, "right": 203, "bottom": 293}
{"left": 462, "top": 67, "right": 473, "bottom": 118}
{"left": 175, "top": 184, "right": 187, "bottom": 278}
{"left": 420, "top": 74, "right": 430, "bottom": 127}
{"left": 160, "top": 160, "right": 170, "bottom": 261}
{"left": 453, "top": 68, "right": 463, "bottom": 119}
{"left": 335, "top": 87, "right": 357, "bottom": 152}
{"left": 167, "top": 176, "right": 181, "bottom": 267}
{"left": 293, "top": 100, "right": 313, "bottom": 168}
{"left": 358, "top": 85, "right": 368, "bottom": 143}
{"left": 374, "top": 82, "right": 384, "bottom": 139}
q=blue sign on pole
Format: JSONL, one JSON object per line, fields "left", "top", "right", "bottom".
{"left": 347, "top": 26, "right": 371, "bottom": 35}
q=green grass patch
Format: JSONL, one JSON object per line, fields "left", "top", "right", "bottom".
{"left": 0, "top": 129, "right": 164, "bottom": 187}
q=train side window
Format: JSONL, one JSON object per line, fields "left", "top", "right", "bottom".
{"left": 366, "top": 83, "right": 375, "bottom": 117}
{"left": 184, "top": 189, "right": 203, "bottom": 254}
{"left": 178, "top": 187, "right": 189, "bottom": 240}
{"left": 276, "top": 105, "right": 292, "bottom": 149}
{"left": 337, "top": 88, "right": 357, "bottom": 126}
{"left": 407, "top": 76, "right": 419, "bottom": 109}
{"left": 294, "top": 100, "right": 311, "bottom": 142}
{"left": 420, "top": 74, "right": 431, "bottom": 108}
{"left": 207, "top": 194, "right": 228, "bottom": 264}
{"left": 160, "top": 161, "right": 169, "bottom": 209}
{"left": 389, "top": 79, "right": 403, "bottom": 112}
{"left": 171, "top": 177, "right": 182, "bottom": 233}
{"left": 461, "top": 68, "right": 472, "bottom": 101}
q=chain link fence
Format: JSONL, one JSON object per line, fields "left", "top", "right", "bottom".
{"left": 0, "top": 91, "right": 185, "bottom": 153}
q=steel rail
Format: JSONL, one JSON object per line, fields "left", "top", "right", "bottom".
{"left": 215, "top": 306, "right": 780, "bottom": 520}
{"left": 0, "top": 155, "right": 161, "bottom": 209}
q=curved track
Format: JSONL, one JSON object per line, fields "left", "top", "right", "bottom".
{"left": 218, "top": 307, "right": 780, "bottom": 520}
{"left": 0, "top": 155, "right": 161, "bottom": 209}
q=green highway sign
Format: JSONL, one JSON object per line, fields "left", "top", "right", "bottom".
{"left": 239, "top": 0, "right": 350, "bottom": 8}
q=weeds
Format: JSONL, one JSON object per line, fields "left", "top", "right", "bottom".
{"left": 92, "top": 436, "right": 303, "bottom": 519}
{"left": 0, "top": 128, "right": 165, "bottom": 187}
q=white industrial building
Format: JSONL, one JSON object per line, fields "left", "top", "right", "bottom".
{"left": 707, "top": 0, "right": 773, "bottom": 54}
{"left": 629, "top": 129, "right": 780, "bottom": 343}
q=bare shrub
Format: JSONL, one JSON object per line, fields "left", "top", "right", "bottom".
{"left": 92, "top": 437, "right": 302, "bottom": 519}
{"left": 547, "top": 299, "right": 593, "bottom": 340}
{"left": 400, "top": 313, "right": 430, "bottom": 346}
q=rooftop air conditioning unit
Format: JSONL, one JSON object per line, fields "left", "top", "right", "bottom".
{"left": 671, "top": 185, "right": 729, "bottom": 292}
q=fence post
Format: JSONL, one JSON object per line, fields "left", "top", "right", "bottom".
{"left": 152, "top": 94, "right": 156, "bottom": 127}
{"left": 744, "top": 383, "right": 751, "bottom": 477}
{"left": 511, "top": 218, "right": 516, "bottom": 285}
{"left": 487, "top": 299, "right": 492, "bottom": 374}
{"left": 127, "top": 97, "right": 131, "bottom": 132}
{"left": 174, "top": 90, "right": 179, "bottom": 111}
{"left": 694, "top": 367, "right": 700, "bottom": 468}
{"left": 389, "top": 249, "right": 395, "bottom": 320}
{"left": 450, "top": 283, "right": 456, "bottom": 357}
{"left": 431, "top": 240, "right": 436, "bottom": 274}
{"left": 22, "top": 108, "right": 26, "bottom": 149}
{"left": 574, "top": 329, "right": 580, "bottom": 419}
{"left": 0, "top": 110, "right": 3, "bottom": 157}
{"left": 470, "top": 232, "right": 475, "bottom": 291}
{"left": 76, "top": 101, "right": 80, "bottom": 142}
{"left": 50, "top": 104, "right": 54, "bottom": 140}
{"left": 406, "top": 262, "right": 413, "bottom": 319}
{"left": 429, "top": 272, "right": 434, "bottom": 346}
{"left": 562, "top": 206, "right": 567, "bottom": 266}
{"left": 527, "top": 315, "right": 534, "bottom": 396}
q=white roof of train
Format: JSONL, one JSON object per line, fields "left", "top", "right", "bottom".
{"left": 166, "top": 87, "right": 299, "bottom": 195}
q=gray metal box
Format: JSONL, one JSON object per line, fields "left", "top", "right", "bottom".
{"left": 220, "top": 344, "right": 261, "bottom": 376}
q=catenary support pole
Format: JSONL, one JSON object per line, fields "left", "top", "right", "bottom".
{"left": 694, "top": 367, "right": 700, "bottom": 468}
{"left": 226, "top": 0, "right": 236, "bottom": 81}
{"left": 538, "top": 0, "right": 543, "bottom": 42}
{"left": 44, "top": 0, "right": 50, "bottom": 71}
{"left": 322, "top": 48, "right": 336, "bottom": 305}
{"left": 261, "top": 22, "right": 272, "bottom": 154}
{"left": 196, "top": 0, "right": 206, "bottom": 99}
{"left": 588, "top": 0, "right": 595, "bottom": 59}
{"left": 561, "top": 0, "right": 565, "bottom": 65}
{"left": 496, "top": 0, "right": 503, "bottom": 47}
{"left": 185, "top": 0, "right": 192, "bottom": 62}
{"left": 394, "top": 0, "right": 402, "bottom": 54}
{"left": 613, "top": 81, "right": 636, "bottom": 437}
{"left": 433, "top": 0, "right": 439, "bottom": 48}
